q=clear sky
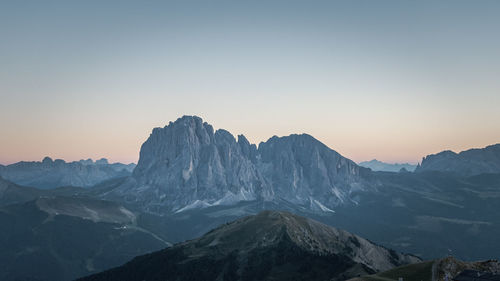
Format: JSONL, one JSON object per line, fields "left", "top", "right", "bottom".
{"left": 1, "top": 0, "right": 499, "bottom": 165}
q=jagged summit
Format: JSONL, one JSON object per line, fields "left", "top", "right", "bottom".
{"left": 78, "top": 211, "right": 420, "bottom": 281}
{"left": 109, "top": 116, "right": 369, "bottom": 213}
{"left": 130, "top": 115, "right": 265, "bottom": 211}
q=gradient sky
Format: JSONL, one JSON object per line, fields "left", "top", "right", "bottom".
{"left": 1, "top": 0, "right": 500, "bottom": 165}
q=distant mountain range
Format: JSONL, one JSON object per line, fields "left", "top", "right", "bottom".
{"left": 416, "top": 144, "right": 500, "bottom": 176}
{"left": 0, "top": 157, "right": 136, "bottom": 189}
{"left": 78, "top": 211, "right": 420, "bottom": 281}
{"left": 358, "top": 159, "right": 417, "bottom": 172}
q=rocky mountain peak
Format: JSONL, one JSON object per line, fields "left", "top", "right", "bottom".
{"left": 113, "top": 116, "right": 369, "bottom": 213}
{"left": 130, "top": 116, "right": 264, "bottom": 211}
{"left": 258, "top": 133, "right": 367, "bottom": 208}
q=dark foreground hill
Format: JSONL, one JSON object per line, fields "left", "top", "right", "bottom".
{"left": 78, "top": 211, "right": 420, "bottom": 281}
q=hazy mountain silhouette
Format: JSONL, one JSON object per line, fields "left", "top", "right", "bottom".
{"left": 359, "top": 159, "right": 416, "bottom": 172}
{"left": 0, "top": 157, "right": 135, "bottom": 189}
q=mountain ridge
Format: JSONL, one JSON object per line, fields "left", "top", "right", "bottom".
{"left": 0, "top": 157, "right": 136, "bottom": 189}
{"left": 359, "top": 159, "right": 417, "bottom": 172}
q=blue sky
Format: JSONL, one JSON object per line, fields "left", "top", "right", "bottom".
{"left": 1, "top": 0, "right": 499, "bottom": 164}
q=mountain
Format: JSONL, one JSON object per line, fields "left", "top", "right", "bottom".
{"left": 0, "top": 157, "right": 136, "bottom": 189}
{"left": 127, "top": 116, "right": 267, "bottom": 212}
{"left": 105, "top": 116, "right": 370, "bottom": 213}
{"left": 258, "top": 134, "right": 369, "bottom": 209}
{"left": 415, "top": 144, "right": 500, "bottom": 176}
{"left": 359, "top": 159, "right": 417, "bottom": 172}
{"left": 0, "top": 196, "right": 168, "bottom": 281}
{"left": 78, "top": 211, "right": 420, "bottom": 281}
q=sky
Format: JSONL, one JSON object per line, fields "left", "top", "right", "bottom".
{"left": 1, "top": 0, "right": 500, "bottom": 165}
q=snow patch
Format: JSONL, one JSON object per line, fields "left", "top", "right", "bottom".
{"left": 313, "top": 199, "right": 335, "bottom": 213}
{"left": 182, "top": 159, "right": 194, "bottom": 181}
{"left": 119, "top": 207, "right": 136, "bottom": 221}
{"left": 309, "top": 197, "right": 335, "bottom": 213}
{"left": 213, "top": 189, "right": 255, "bottom": 206}
{"left": 331, "top": 186, "right": 344, "bottom": 203}
{"left": 175, "top": 200, "right": 212, "bottom": 213}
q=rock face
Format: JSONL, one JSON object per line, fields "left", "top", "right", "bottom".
{"left": 259, "top": 134, "right": 368, "bottom": 209}
{"left": 359, "top": 159, "right": 417, "bottom": 172}
{"left": 130, "top": 116, "right": 266, "bottom": 211}
{"left": 415, "top": 144, "right": 500, "bottom": 176}
{"left": 0, "top": 158, "right": 136, "bottom": 189}
{"left": 111, "top": 116, "right": 369, "bottom": 213}
{"left": 78, "top": 211, "right": 420, "bottom": 281}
